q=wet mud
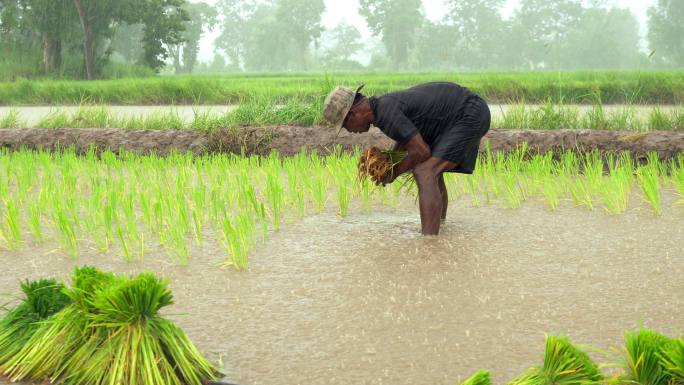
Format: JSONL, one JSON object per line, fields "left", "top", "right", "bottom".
{"left": 0, "top": 126, "right": 683, "bottom": 160}
{"left": 1, "top": 199, "right": 683, "bottom": 385}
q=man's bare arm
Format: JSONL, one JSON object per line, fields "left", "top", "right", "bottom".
{"left": 381, "top": 134, "right": 430, "bottom": 184}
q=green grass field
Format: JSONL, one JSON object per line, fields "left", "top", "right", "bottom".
{"left": 1, "top": 71, "right": 683, "bottom": 105}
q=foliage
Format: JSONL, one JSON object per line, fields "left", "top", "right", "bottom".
{"left": 648, "top": 0, "right": 684, "bottom": 67}
{"left": 359, "top": 0, "right": 423, "bottom": 70}
{"left": 216, "top": 0, "right": 325, "bottom": 71}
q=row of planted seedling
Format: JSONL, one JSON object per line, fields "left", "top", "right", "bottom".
{"left": 458, "top": 328, "right": 684, "bottom": 385}
{"left": 0, "top": 146, "right": 682, "bottom": 269}
{"left": 0, "top": 147, "right": 405, "bottom": 268}
{"left": 0, "top": 266, "right": 218, "bottom": 385}
{"left": 453, "top": 143, "right": 684, "bottom": 215}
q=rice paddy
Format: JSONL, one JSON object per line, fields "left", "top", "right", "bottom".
{"left": 1, "top": 71, "right": 682, "bottom": 385}
{"left": 0, "top": 146, "right": 681, "bottom": 270}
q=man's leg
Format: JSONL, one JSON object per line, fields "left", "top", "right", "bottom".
{"left": 437, "top": 174, "right": 448, "bottom": 222}
{"left": 413, "top": 157, "right": 457, "bottom": 235}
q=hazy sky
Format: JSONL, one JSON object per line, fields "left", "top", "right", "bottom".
{"left": 194, "top": 0, "right": 656, "bottom": 64}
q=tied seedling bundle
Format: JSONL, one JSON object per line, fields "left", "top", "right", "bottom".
{"left": 0, "top": 266, "right": 218, "bottom": 385}
{"left": 0, "top": 279, "right": 71, "bottom": 367}
{"left": 358, "top": 147, "right": 407, "bottom": 183}
{"left": 509, "top": 336, "right": 602, "bottom": 385}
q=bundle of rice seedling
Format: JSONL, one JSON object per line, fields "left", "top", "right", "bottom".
{"left": 460, "top": 370, "right": 491, "bottom": 385}
{"left": 358, "top": 147, "right": 407, "bottom": 182}
{"left": 58, "top": 272, "right": 218, "bottom": 385}
{"left": 2, "top": 266, "right": 219, "bottom": 385}
{"left": 660, "top": 338, "right": 684, "bottom": 383}
{"left": 508, "top": 336, "right": 602, "bottom": 385}
{"left": 1, "top": 266, "right": 117, "bottom": 382}
{"left": 0, "top": 279, "right": 71, "bottom": 366}
{"left": 623, "top": 328, "right": 674, "bottom": 385}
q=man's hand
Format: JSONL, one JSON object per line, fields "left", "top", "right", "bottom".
{"left": 373, "top": 169, "right": 396, "bottom": 186}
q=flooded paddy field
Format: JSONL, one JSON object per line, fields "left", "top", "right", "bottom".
{"left": 1, "top": 198, "right": 682, "bottom": 385}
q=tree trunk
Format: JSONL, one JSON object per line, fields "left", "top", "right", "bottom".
{"left": 73, "top": 0, "right": 95, "bottom": 80}
{"left": 42, "top": 34, "right": 62, "bottom": 74}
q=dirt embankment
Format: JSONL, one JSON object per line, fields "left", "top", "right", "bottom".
{"left": 0, "top": 126, "right": 683, "bottom": 160}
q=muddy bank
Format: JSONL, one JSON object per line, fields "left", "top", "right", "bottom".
{"left": 0, "top": 126, "right": 683, "bottom": 160}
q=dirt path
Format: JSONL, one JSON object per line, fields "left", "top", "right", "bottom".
{"left": 0, "top": 126, "right": 682, "bottom": 160}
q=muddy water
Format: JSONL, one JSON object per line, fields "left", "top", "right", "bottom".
{"left": 0, "top": 199, "right": 683, "bottom": 385}
{"left": 0, "top": 104, "right": 679, "bottom": 127}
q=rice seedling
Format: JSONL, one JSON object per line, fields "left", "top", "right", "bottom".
{"left": 622, "top": 328, "right": 674, "bottom": 385}
{"left": 671, "top": 156, "right": 684, "bottom": 205}
{"left": 1, "top": 198, "right": 22, "bottom": 249}
{"left": 0, "top": 267, "right": 218, "bottom": 385}
{"left": 648, "top": 107, "right": 671, "bottom": 131}
{"left": 307, "top": 153, "right": 328, "bottom": 213}
{"left": 636, "top": 154, "right": 662, "bottom": 215}
{"left": 358, "top": 147, "right": 407, "bottom": 182}
{"left": 265, "top": 164, "right": 285, "bottom": 230}
{"left": 509, "top": 336, "right": 602, "bottom": 385}
{"left": 599, "top": 154, "right": 633, "bottom": 215}
{"left": 460, "top": 370, "right": 491, "bottom": 385}
{"left": 0, "top": 279, "right": 71, "bottom": 366}
{"left": 660, "top": 338, "right": 684, "bottom": 383}
{"left": 36, "top": 110, "right": 69, "bottom": 129}
{"left": 221, "top": 213, "right": 255, "bottom": 270}
{"left": 56, "top": 272, "right": 218, "bottom": 385}
{"left": 0, "top": 108, "right": 24, "bottom": 128}
{"left": 2, "top": 266, "right": 117, "bottom": 382}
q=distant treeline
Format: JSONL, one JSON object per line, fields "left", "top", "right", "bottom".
{"left": 0, "top": 0, "right": 682, "bottom": 80}
{"left": 1, "top": 71, "right": 682, "bottom": 105}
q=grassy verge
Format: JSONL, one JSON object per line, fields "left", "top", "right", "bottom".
{"left": 1, "top": 71, "right": 683, "bottom": 105}
{"left": 1, "top": 101, "right": 682, "bottom": 131}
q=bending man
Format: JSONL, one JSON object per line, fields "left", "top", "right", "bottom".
{"left": 323, "top": 82, "right": 491, "bottom": 235}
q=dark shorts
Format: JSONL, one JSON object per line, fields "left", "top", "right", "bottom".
{"left": 431, "top": 97, "right": 491, "bottom": 174}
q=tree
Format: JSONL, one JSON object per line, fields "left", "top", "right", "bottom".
{"left": 0, "top": 0, "right": 77, "bottom": 74}
{"left": 170, "top": 1, "right": 217, "bottom": 73}
{"left": 274, "top": 0, "right": 324, "bottom": 69}
{"left": 412, "top": 21, "right": 458, "bottom": 71}
{"left": 138, "top": 0, "right": 188, "bottom": 71}
{"left": 318, "top": 22, "right": 363, "bottom": 69}
{"left": 648, "top": 0, "right": 684, "bottom": 67}
{"left": 359, "top": 0, "right": 423, "bottom": 69}
{"left": 444, "top": 0, "right": 507, "bottom": 68}
{"left": 24, "top": 0, "right": 75, "bottom": 73}
{"left": 564, "top": 6, "right": 642, "bottom": 69}
{"left": 513, "top": 0, "right": 583, "bottom": 69}
{"left": 216, "top": 0, "right": 324, "bottom": 71}
{"left": 72, "top": 0, "right": 187, "bottom": 79}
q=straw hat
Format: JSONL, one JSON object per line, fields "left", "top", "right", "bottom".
{"left": 322, "top": 84, "right": 366, "bottom": 128}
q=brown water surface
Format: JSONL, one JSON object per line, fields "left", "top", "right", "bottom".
{"left": 0, "top": 200, "right": 683, "bottom": 385}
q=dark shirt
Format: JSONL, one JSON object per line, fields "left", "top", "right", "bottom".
{"left": 368, "top": 82, "right": 479, "bottom": 146}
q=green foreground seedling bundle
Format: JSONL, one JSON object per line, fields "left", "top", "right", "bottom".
{"left": 457, "top": 331, "right": 684, "bottom": 385}
{"left": 0, "top": 266, "right": 218, "bottom": 385}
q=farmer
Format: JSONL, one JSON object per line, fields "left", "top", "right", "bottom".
{"left": 323, "top": 82, "right": 490, "bottom": 235}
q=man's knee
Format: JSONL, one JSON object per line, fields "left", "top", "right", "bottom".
{"left": 413, "top": 163, "right": 438, "bottom": 186}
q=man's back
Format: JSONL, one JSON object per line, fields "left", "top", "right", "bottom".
{"left": 369, "top": 82, "right": 480, "bottom": 146}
